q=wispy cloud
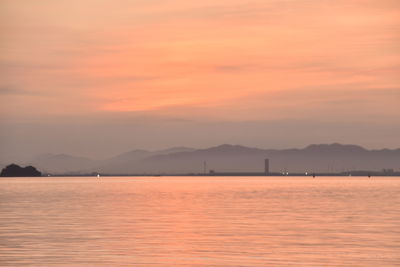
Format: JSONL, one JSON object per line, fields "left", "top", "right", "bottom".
{"left": 1, "top": 0, "right": 399, "bottom": 122}
{"left": 0, "top": 86, "right": 39, "bottom": 96}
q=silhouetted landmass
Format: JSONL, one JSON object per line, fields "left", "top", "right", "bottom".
{"left": 96, "top": 143, "right": 400, "bottom": 174}
{"left": 0, "top": 164, "right": 41, "bottom": 177}
{"left": 20, "top": 147, "right": 196, "bottom": 174}
{"left": 8, "top": 143, "right": 400, "bottom": 175}
{"left": 27, "top": 153, "right": 95, "bottom": 174}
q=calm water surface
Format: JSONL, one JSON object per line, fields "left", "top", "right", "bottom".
{"left": 0, "top": 177, "right": 399, "bottom": 266}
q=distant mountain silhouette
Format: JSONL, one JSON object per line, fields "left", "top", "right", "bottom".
{"left": 95, "top": 143, "right": 400, "bottom": 174}
{"left": 17, "top": 147, "right": 196, "bottom": 174}
{"left": 158, "top": 147, "right": 196, "bottom": 154}
{"left": 1, "top": 164, "right": 41, "bottom": 177}
{"left": 27, "top": 153, "right": 95, "bottom": 174}
{"left": 11, "top": 143, "right": 400, "bottom": 174}
{"left": 94, "top": 147, "right": 195, "bottom": 173}
{"left": 303, "top": 143, "right": 367, "bottom": 154}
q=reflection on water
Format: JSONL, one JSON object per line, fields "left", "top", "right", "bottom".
{"left": 0, "top": 177, "right": 399, "bottom": 266}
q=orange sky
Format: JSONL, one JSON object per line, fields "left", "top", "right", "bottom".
{"left": 0, "top": 0, "right": 399, "bottom": 158}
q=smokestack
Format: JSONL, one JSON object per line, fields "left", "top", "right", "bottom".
{"left": 265, "top": 159, "right": 269, "bottom": 175}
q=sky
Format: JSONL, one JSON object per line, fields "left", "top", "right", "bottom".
{"left": 1, "top": 0, "right": 399, "bottom": 160}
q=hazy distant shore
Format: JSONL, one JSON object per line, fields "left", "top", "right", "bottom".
{"left": 2, "top": 143, "right": 400, "bottom": 177}
{"left": 9, "top": 171, "right": 400, "bottom": 177}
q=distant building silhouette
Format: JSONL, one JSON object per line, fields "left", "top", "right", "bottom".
{"left": 265, "top": 159, "right": 269, "bottom": 175}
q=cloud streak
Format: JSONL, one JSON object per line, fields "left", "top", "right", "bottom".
{"left": 0, "top": 0, "right": 399, "bottom": 153}
{"left": 0, "top": 87, "right": 40, "bottom": 96}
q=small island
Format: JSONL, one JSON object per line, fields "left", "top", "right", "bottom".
{"left": 0, "top": 164, "right": 42, "bottom": 177}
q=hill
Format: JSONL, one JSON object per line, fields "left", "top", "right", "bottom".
{"left": 1, "top": 164, "right": 42, "bottom": 177}
{"left": 11, "top": 144, "right": 400, "bottom": 174}
{"left": 94, "top": 143, "right": 400, "bottom": 174}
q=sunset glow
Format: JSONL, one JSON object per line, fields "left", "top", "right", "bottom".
{"left": 1, "top": 3, "right": 400, "bottom": 265}
{"left": 1, "top": 0, "right": 399, "bottom": 158}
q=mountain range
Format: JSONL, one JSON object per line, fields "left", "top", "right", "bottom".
{"left": 5, "top": 143, "right": 399, "bottom": 174}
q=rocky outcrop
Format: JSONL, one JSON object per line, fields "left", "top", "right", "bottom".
{"left": 0, "top": 164, "right": 42, "bottom": 177}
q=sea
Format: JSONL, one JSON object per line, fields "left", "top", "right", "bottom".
{"left": 0, "top": 176, "right": 399, "bottom": 266}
